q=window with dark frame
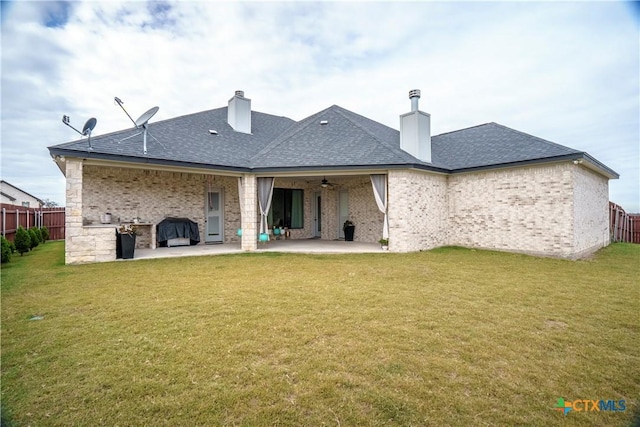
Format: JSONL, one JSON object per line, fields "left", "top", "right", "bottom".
{"left": 269, "top": 188, "right": 304, "bottom": 229}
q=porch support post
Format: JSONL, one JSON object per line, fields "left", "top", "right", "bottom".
{"left": 240, "top": 174, "right": 258, "bottom": 251}
{"left": 65, "top": 158, "right": 84, "bottom": 263}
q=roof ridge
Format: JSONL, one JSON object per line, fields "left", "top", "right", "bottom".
{"left": 433, "top": 122, "right": 495, "bottom": 138}
{"left": 331, "top": 106, "right": 425, "bottom": 163}
{"left": 249, "top": 105, "right": 335, "bottom": 162}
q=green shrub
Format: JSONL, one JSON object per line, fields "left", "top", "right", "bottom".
{"left": 9, "top": 240, "right": 16, "bottom": 253}
{"left": 40, "top": 226, "right": 50, "bottom": 243}
{"left": 14, "top": 227, "right": 31, "bottom": 255}
{"left": 28, "top": 228, "right": 39, "bottom": 249}
{"left": 1, "top": 236, "right": 11, "bottom": 263}
{"left": 33, "top": 227, "right": 43, "bottom": 244}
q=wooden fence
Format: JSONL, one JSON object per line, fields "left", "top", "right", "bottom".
{"left": 609, "top": 202, "right": 640, "bottom": 244}
{"left": 1, "top": 204, "right": 66, "bottom": 242}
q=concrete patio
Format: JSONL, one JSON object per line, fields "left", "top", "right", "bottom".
{"left": 130, "top": 239, "right": 384, "bottom": 261}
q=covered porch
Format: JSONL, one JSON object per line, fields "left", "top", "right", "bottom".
{"left": 62, "top": 157, "right": 392, "bottom": 264}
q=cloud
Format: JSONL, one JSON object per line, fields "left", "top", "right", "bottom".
{"left": 1, "top": 1, "right": 638, "bottom": 211}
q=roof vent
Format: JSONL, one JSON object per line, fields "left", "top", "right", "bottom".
{"left": 209, "top": 129, "right": 218, "bottom": 135}
{"left": 409, "top": 89, "right": 421, "bottom": 112}
{"left": 320, "top": 120, "right": 328, "bottom": 125}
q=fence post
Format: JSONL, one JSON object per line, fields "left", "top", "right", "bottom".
{"left": 626, "top": 216, "right": 630, "bottom": 243}
{"left": 2, "top": 207, "right": 5, "bottom": 237}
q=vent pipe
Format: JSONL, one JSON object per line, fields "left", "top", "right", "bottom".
{"left": 409, "top": 89, "right": 421, "bottom": 112}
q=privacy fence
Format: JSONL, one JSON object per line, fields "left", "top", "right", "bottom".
{"left": 1, "top": 204, "right": 65, "bottom": 242}
{"left": 609, "top": 202, "right": 640, "bottom": 244}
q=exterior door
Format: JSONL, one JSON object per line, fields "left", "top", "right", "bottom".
{"left": 313, "top": 192, "right": 322, "bottom": 238}
{"left": 338, "top": 190, "right": 349, "bottom": 239}
{"left": 205, "top": 189, "right": 223, "bottom": 243}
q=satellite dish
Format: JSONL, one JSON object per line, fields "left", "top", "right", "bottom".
{"left": 135, "top": 106, "right": 159, "bottom": 127}
{"left": 115, "top": 97, "right": 164, "bottom": 155}
{"left": 82, "top": 117, "right": 97, "bottom": 135}
{"left": 61, "top": 115, "right": 97, "bottom": 151}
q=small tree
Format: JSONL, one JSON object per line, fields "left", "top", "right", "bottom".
{"left": 14, "top": 227, "right": 31, "bottom": 255}
{"left": 42, "top": 198, "right": 59, "bottom": 208}
{"left": 33, "top": 227, "right": 43, "bottom": 244}
{"left": 1, "top": 236, "right": 11, "bottom": 263}
{"left": 28, "top": 228, "right": 39, "bottom": 250}
{"left": 40, "top": 226, "right": 50, "bottom": 243}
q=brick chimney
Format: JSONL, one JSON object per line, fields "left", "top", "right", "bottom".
{"left": 400, "top": 89, "right": 431, "bottom": 163}
{"left": 227, "top": 90, "right": 251, "bottom": 134}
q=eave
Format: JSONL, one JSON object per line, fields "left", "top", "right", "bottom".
{"left": 449, "top": 153, "right": 619, "bottom": 179}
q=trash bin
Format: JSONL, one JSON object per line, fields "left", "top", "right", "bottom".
{"left": 344, "top": 225, "right": 355, "bottom": 241}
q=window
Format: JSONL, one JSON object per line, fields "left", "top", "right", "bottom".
{"left": 21, "top": 202, "right": 30, "bottom": 208}
{"left": 269, "top": 188, "right": 304, "bottom": 229}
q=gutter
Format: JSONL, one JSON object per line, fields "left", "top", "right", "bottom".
{"left": 448, "top": 153, "right": 619, "bottom": 179}
{"left": 48, "top": 147, "right": 252, "bottom": 175}
{"left": 48, "top": 148, "right": 619, "bottom": 180}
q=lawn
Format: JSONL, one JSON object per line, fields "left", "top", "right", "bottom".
{"left": 1, "top": 241, "right": 638, "bottom": 426}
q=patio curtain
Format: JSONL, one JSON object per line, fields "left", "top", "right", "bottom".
{"left": 370, "top": 174, "right": 389, "bottom": 239}
{"left": 257, "top": 177, "right": 275, "bottom": 234}
{"left": 237, "top": 177, "right": 245, "bottom": 217}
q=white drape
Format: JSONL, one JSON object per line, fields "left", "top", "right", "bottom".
{"left": 257, "top": 177, "right": 275, "bottom": 234}
{"left": 237, "top": 177, "right": 245, "bottom": 217}
{"left": 370, "top": 174, "right": 389, "bottom": 239}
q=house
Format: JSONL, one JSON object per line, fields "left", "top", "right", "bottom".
{"left": 0, "top": 180, "right": 44, "bottom": 208}
{"left": 48, "top": 90, "right": 618, "bottom": 264}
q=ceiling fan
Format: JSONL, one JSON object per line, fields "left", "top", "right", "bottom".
{"left": 320, "top": 177, "right": 336, "bottom": 188}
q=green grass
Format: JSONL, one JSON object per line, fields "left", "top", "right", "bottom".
{"left": 2, "top": 242, "right": 639, "bottom": 426}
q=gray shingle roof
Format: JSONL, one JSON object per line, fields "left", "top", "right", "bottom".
{"left": 250, "top": 105, "right": 419, "bottom": 169}
{"left": 431, "top": 122, "right": 582, "bottom": 170}
{"left": 49, "top": 103, "right": 617, "bottom": 178}
{"left": 51, "top": 108, "right": 295, "bottom": 169}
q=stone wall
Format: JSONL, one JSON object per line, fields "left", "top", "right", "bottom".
{"left": 388, "top": 170, "right": 449, "bottom": 252}
{"left": 447, "top": 163, "right": 576, "bottom": 257}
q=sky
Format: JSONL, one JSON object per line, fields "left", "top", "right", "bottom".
{"left": 1, "top": 1, "right": 638, "bottom": 212}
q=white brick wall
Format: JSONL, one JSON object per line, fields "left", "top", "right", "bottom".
{"left": 573, "top": 165, "right": 610, "bottom": 257}
{"left": 82, "top": 166, "right": 241, "bottom": 245}
{"left": 65, "top": 163, "right": 244, "bottom": 263}
{"left": 388, "top": 170, "right": 449, "bottom": 252}
{"left": 310, "top": 176, "right": 382, "bottom": 242}
{"left": 447, "top": 162, "right": 611, "bottom": 258}
{"left": 64, "top": 159, "right": 611, "bottom": 263}
{"left": 448, "top": 164, "right": 574, "bottom": 256}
